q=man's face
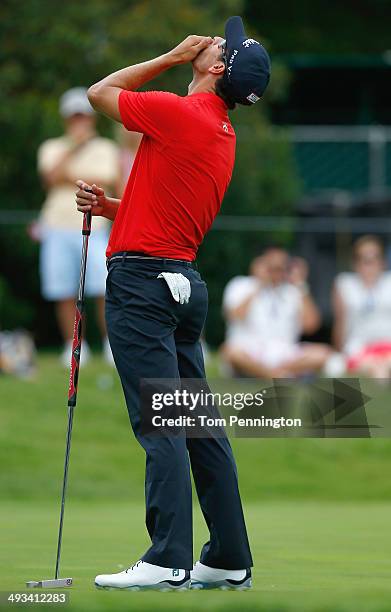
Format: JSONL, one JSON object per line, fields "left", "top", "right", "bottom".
{"left": 65, "top": 113, "right": 95, "bottom": 131}
{"left": 192, "top": 36, "right": 225, "bottom": 74}
{"left": 264, "top": 249, "right": 289, "bottom": 285}
{"left": 354, "top": 242, "right": 384, "bottom": 280}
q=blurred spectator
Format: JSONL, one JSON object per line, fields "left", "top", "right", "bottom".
{"left": 0, "top": 330, "right": 36, "bottom": 379}
{"left": 332, "top": 235, "right": 391, "bottom": 378}
{"left": 36, "top": 88, "right": 120, "bottom": 365}
{"left": 221, "top": 247, "right": 330, "bottom": 378}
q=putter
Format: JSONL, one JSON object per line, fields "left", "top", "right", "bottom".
{"left": 27, "top": 202, "right": 93, "bottom": 589}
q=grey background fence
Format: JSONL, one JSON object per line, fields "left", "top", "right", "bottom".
{"left": 1, "top": 125, "right": 390, "bottom": 339}
{"left": 291, "top": 125, "right": 391, "bottom": 197}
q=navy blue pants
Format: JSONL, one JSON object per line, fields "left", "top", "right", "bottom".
{"left": 105, "top": 256, "right": 253, "bottom": 570}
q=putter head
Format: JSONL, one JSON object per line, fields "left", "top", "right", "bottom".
{"left": 26, "top": 578, "right": 73, "bottom": 588}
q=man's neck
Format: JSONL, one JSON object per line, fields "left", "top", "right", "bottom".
{"left": 188, "top": 71, "right": 216, "bottom": 96}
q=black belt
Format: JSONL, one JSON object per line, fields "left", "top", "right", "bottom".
{"left": 107, "top": 251, "right": 196, "bottom": 269}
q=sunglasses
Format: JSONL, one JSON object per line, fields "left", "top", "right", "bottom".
{"left": 218, "top": 39, "right": 230, "bottom": 80}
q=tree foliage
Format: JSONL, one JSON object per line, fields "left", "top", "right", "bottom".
{"left": 245, "top": 0, "right": 391, "bottom": 54}
{"left": 0, "top": 0, "right": 298, "bottom": 347}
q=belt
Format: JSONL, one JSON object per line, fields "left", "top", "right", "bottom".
{"left": 106, "top": 251, "right": 196, "bottom": 269}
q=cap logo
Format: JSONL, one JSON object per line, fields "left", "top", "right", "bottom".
{"left": 243, "top": 38, "right": 260, "bottom": 48}
{"left": 246, "top": 92, "right": 260, "bottom": 104}
{"left": 227, "top": 49, "right": 238, "bottom": 78}
{"left": 228, "top": 49, "right": 238, "bottom": 65}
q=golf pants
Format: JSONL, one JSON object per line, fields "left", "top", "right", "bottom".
{"left": 105, "top": 255, "right": 253, "bottom": 570}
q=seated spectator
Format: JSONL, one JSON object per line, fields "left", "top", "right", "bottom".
{"left": 332, "top": 235, "right": 391, "bottom": 378}
{"left": 0, "top": 329, "right": 36, "bottom": 378}
{"left": 221, "top": 247, "right": 330, "bottom": 378}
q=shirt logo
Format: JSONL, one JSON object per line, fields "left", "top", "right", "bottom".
{"left": 246, "top": 92, "right": 260, "bottom": 104}
{"left": 243, "top": 38, "right": 260, "bottom": 48}
{"left": 222, "top": 122, "right": 229, "bottom": 133}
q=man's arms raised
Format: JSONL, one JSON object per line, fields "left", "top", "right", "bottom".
{"left": 77, "top": 37, "right": 214, "bottom": 216}
{"left": 87, "top": 55, "right": 171, "bottom": 122}
{"left": 87, "top": 35, "right": 213, "bottom": 121}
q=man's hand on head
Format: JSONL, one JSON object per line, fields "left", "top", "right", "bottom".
{"left": 168, "top": 35, "right": 213, "bottom": 65}
{"left": 86, "top": 35, "right": 212, "bottom": 122}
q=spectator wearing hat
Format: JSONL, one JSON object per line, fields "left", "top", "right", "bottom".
{"left": 37, "top": 87, "right": 120, "bottom": 365}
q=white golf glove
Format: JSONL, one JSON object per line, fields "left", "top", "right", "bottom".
{"left": 158, "top": 272, "right": 191, "bottom": 305}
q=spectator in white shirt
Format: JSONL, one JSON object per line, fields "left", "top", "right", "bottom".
{"left": 221, "top": 247, "right": 330, "bottom": 378}
{"left": 332, "top": 235, "right": 391, "bottom": 378}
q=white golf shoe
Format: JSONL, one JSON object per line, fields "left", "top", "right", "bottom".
{"left": 190, "top": 561, "right": 252, "bottom": 590}
{"left": 95, "top": 560, "right": 190, "bottom": 591}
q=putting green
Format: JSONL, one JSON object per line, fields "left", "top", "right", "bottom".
{"left": 1, "top": 355, "right": 391, "bottom": 611}
{"left": 2, "top": 355, "right": 391, "bottom": 504}
{"left": 1, "top": 501, "right": 391, "bottom": 611}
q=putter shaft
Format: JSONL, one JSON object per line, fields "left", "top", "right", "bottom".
{"left": 54, "top": 210, "right": 92, "bottom": 582}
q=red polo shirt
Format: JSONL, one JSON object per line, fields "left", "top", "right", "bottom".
{"left": 106, "top": 90, "right": 236, "bottom": 261}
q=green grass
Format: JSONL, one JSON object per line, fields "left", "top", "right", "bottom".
{"left": 1, "top": 501, "right": 391, "bottom": 611}
{"left": 2, "top": 355, "right": 391, "bottom": 502}
{"left": 1, "top": 354, "right": 391, "bottom": 611}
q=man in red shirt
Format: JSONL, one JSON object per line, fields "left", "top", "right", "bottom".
{"left": 76, "top": 16, "right": 270, "bottom": 591}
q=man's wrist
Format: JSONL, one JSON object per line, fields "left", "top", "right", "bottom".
{"left": 102, "top": 197, "right": 119, "bottom": 221}
{"left": 163, "top": 51, "right": 183, "bottom": 67}
{"left": 102, "top": 204, "right": 115, "bottom": 221}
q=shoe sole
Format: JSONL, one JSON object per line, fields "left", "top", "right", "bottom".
{"left": 190, "top": 578, "right": 252, "bottom": 590}
{"left": 95, "top": 579, "right": 191, "bottom": 592}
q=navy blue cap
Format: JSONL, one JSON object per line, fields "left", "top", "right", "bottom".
{"left": 224, "top": 16, "right": 271, "bottom": 105}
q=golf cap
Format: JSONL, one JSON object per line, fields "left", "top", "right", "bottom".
{"left": 59, "top": 87, "right": 94, "bottom": 118}
{"left": 224, "top": 16, "right": 271, "bottom": 105}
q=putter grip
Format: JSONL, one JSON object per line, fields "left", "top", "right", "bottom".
{"left": 82, "top": 187, "right": 93, "bottom": 235}
{"left": 68, "top": 299, "right": 83, "bottom": 407}
{"left": 82, "top": 211, "right": 92, "bottom": 235}
{"left": 67, "top": 188, "right": 93, "bottom": 406}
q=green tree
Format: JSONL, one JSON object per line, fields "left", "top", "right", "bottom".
{"left": 0, "top": 0, "right": 298, "bottom": 347}
{"left": 245, "top": 0, "right": 391, "bottom": 54}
